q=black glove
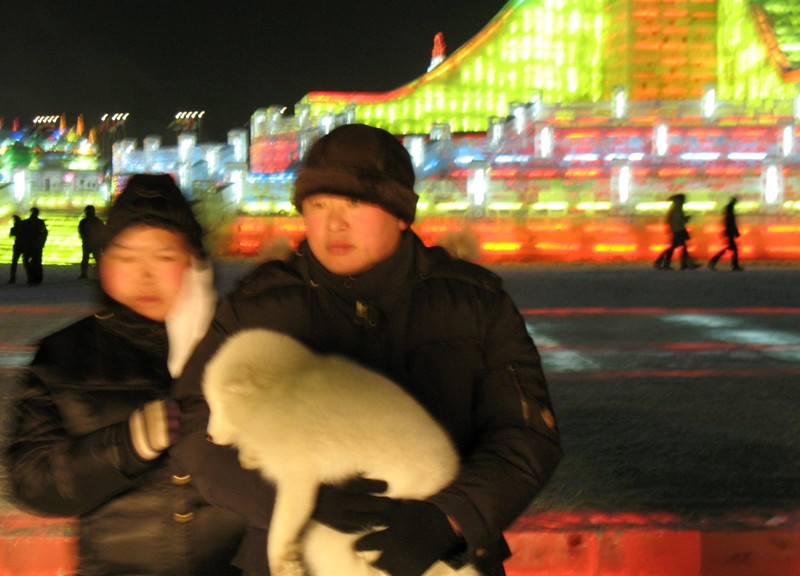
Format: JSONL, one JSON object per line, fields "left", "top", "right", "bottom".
{"left": 312, "top": 476, "right": 391, "bottom": 533}
{"left": 355, "top": 499, "right": 464, "bottom": 576}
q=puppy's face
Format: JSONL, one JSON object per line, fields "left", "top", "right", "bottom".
{"left": 204, "top": 378, "right": 248, "bottom": 447}
{"left": 204, "top": 381, "right": 264, "bottom": 471}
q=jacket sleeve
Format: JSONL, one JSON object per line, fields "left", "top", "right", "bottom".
{"left": 7, "top": 369, "right": 144, "bottom": 518}
{"left": 429, "top": 289, "right": 563, "bottom": 561}
{"left": 170, "top": 298, "right": 276, "bottom": 531}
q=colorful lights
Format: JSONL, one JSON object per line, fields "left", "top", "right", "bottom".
{"left": 6, "top": 1, "right": 800, "bottom": 266}
{"left": 101, "top": 113, "right": 129, "bottom": 123}
{"left": 616, "top": 165, "right": 632, "bottom": 204}
{"left": 613, "top": 87, "right": 627, "bottom": 119}
{"left": 764, "top": 164, "right": 782, "bottom": 204}
{"left": 783, "top": 125, "right": 795, "bottom": 156}
{"left": 300, "top": 0, "right": 605, "bottom": 135}
{"left": 702, "top": 86, "right": 716, "bottom": 118}
{"left": 177, "top": 110, "right": 205, "bottom": 120}
{"left": 32, "top": 115, "right": 62, "bottom": 125}
{"left": 289, "top": 0, "right": 798, "bottom": 139}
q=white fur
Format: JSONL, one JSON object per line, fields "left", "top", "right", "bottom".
{"left": 203, "top": 329, "right": 479, "bottom": 576}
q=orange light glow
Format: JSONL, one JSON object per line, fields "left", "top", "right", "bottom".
{"left": 662, "top": 9, "right": 689, "bottom": 17}
{"left": 593, "top": 244, "right": 638, "bottom": 253}
{"left": 632, "top": 9, "right": 660, "bottom": 18}
{"left": 658, "top": 167, "right": 696, "bottom": 177}
{"left": 482, "top": 242, "right": 522, "bottom": 253}
{"left": 223, "top": 215, "right": 800, "bottom": 264}
{"left": 565, "top": 168, "right": 601, "bottom": 178}
{"left": 705, "top": 166, "right": 745, "bottom": 176}
{"left": 766, "top": 225, "right": 800, "bottom": 233}
{"left": 534, "top": 242, "right": 580, "bottom": 252}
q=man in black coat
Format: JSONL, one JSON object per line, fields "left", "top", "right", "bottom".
{"left": 18, "top": 206, "right": 48, "bottom": 285}
{"left": 78, "top": 204, "right": 105, "bottom": 279}
{"left": 172, "top": 124, "right": 563, "bottom": 575}
{"left": 7, "top": 215, "right": 22, "bottom": 283}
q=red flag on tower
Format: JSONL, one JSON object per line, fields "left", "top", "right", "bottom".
{"left": 429, "top": 32, "right": 446, "bottom": 71}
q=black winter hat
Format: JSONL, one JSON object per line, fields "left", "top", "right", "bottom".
{"left": 104, "top": 173, "right": 206, "bottom": 257}
{"left": 293, "top": 124, "right": 419, "bottom": 223}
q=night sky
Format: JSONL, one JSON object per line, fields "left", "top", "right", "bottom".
{"left": 1, "top": 0, "right": 508, "bottom": 144}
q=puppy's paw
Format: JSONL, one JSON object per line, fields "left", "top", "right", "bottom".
{"left": 273, "top": 545, "right": 305, "bottom": 576}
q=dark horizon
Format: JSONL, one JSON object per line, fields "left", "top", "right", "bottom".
{"left": 1, "top": 1, "right": 507, "bottom": 144}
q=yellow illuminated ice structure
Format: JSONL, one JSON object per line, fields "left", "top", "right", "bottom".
{"left": 0, "top": 211, "right": 89, "bottom": 267}
{"left": 300, "top": 0, "right": 604, "bottom": 134}
{"left": 298, "top": 0, "right": 800, "bottom": 136}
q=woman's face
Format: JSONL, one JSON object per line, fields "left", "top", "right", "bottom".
{"left": 99, "top": 225, "right": 193, "bottom": 321}
{"left": 302, "top": 194, "right": 409, "bottom": 276}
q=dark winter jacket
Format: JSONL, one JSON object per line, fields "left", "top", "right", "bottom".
{"left": 723, "top": 206, "right": 740, "bottom": 240}
{"left": 79, "top": 214, "right": 106, "bottom": 251}
{"left": 17, "top": 215, "right": 48, "bottom": 254}
{"left": 667, "top": 200, "right": 690, "bottom": 243}
{"left": 6, "top": 305, "right": 245, "bottom": 576}
{"left": 172, "top": 230, "right": 563, "bottom": 575}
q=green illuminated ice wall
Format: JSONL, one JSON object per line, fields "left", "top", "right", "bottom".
{"left": 717, "top": 0, "right": 798, "bottom": 101}
{"left": 300, "top": 0, "right": 605, "bottom": 134}
{"left": 298, "top": 0, "right": 800, "bottom": 135}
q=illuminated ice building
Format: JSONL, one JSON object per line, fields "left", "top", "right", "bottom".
{"left": 0, "top": 116, "right": 249, "bottom": 265}
{"left": 3, "top": 0, "right": 800, "bottom": 265}
{"left": 240, "top": 0, "right": 800, "bottom": 263}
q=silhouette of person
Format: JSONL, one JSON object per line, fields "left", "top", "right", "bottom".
{"left": 7, "top": 215, "right": 22, "bottom": 284}
{"left": 18, "top": 207, "right": 48, "bottom": 286}
{"left": 708, "top": 196, "right": 743, "bottom": 271}
{"left": 653, "top": 193, "right": 699, "bottom": 270}
{"left": 78, "top": 205, "right": 105, "bottom": 279}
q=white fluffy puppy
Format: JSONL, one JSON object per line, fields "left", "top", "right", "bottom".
{"left": 202, "top": 328, "right": 478, "bottom": 576}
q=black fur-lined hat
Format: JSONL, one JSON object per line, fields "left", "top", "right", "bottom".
{"left": 104, "top": 173, "right": 205, "bottom": 257}
{"left": 293, "top": 124, "right": 419, "bottom": 224}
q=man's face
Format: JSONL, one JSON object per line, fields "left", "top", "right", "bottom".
{"left": 302, "top": 193, "right": 409, "bottom": 276}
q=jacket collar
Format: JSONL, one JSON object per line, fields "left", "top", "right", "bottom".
{"left": 95, "top": 294, "right": 169, "bottom": 361}
{"left": 301, "top": 231, "right": 416, "bottom": 327}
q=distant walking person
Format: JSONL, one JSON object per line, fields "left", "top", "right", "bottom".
{"left": 78, "top": 205, "right": 105, "bottom": 279}
{"left": 19, "top": 207, "right": 48, "bottom": 286}
{"left": 7, "top": 215, "right": 22, "bottom": 284}
{"left": 653, "top": 193, "right": 699, "bottom": 270}
{"left": 708, "top": 197, "right": 744, "bottom": 272}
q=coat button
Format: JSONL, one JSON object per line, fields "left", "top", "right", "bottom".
{"left": 173, "top": 512, "right": 195, "bottom": 523}
{"left": 475, "top": 547, "right": 487, "bottom": 558}
{"left": 171, "top": 473, "right": 192, "bottom": 485}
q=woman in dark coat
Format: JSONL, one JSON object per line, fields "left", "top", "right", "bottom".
{"left": 708, "top": 196, "right": 744, "bottom": 271}
{"left": 6, "top": 174, "right": 245, "bottom": 575}
{"left": 653, "top": 193, "right": 700, "bottom": 270}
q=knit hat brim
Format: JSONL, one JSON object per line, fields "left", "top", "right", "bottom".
{"left": 104, "top": 174, "right": 206, "bottom": 258}
{"left": 294, "top": 166, "right": 418, "bottom": 224}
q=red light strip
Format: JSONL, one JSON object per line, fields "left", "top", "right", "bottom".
{"left": 519, "top": 307, "right": 800, "bottom": 316}
{"left": 547, "top": 368, "right": 800, "bottom": 379}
